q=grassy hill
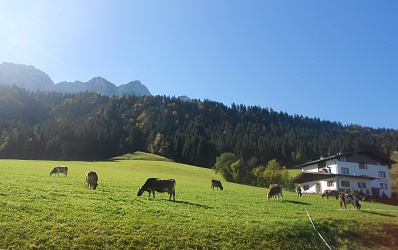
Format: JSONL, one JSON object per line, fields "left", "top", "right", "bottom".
{"left": 0, "top": 158, "right": 397, "bottom": 249}
{"left": 111, "top": 151, "right": 172, "bottom": 161}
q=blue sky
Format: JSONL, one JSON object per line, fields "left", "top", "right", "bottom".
{"left": 1, "top": 1, "right": 397, "bottom": 129}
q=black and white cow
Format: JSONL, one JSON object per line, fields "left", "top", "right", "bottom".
{"left": 83, "top": 171, "right": 99, "bottom": 190}
{"left": 295, "top": 186, "right": 302, "bottom": 197}
{"left": 339, "top": 193, "right": 361, "bottom": 210}
{"left": 50, "top": 166, "right": 68, "bottom": 176}
{"left": 137, "top": 178, "right": 176, "bottom": 200}
{"left": 211, "top": 179, "right": 224, "bottom": 191}
{"left": 267, "top": 184, "right": 283, "bottom": 200}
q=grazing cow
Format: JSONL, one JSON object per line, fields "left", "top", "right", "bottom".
{"left": 339, "top": 193, "right": 361, "bottom": 210}
{"left": 362, "top": 194, "right": 376, "bottom": 203}
{"left": 137, "top": 178, "right": 176, "bottom": 201}
{"left": 295, "top": 186, "right": 302, "bottom": 197}
{"left": 50, "top": 166, "right": 68, "bottom": 176}
{"left": 267, "top": 184, "right": 283, "bottom": 200}
{"left": 83, "top": 171, "right": 99, "bottom": 190}
{"left": 211, "top": 179, "right": 224, "bottom": 191}
{"left": 321, "top": 190, "right": 339, "bottom": 200}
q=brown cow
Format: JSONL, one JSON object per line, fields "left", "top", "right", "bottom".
{"left": 267, "top": 184, "right": 283, "bottom": 200}
{"left": 137, "top": 178, "right": 176, "bottom": 200}
{"left": 321, "top": 190, "right": 339, "bottom": 200}
{"left": 83, "top": 171, "right": 98, "bottom": 190}
{"left": 211, "top": 179, "right": 224, "bottom": 191}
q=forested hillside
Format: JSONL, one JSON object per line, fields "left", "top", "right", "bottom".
{"left": 1, "top": 84, "right": 397, "bottom": 169}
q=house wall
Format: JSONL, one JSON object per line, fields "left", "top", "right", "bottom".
{"left": 301, "top": 181, "right": 318, "bottom": 194}
{"left": 336, "top": 160, "right": 391, "bottom": 197}
{"left": 302, "top": 177, "right": 338, "bottom": 194}
{"left": 335, "top": 176, "right": 373, "bottom": 194}
{"left": 302, "top": 160, "right": 338, "bottom": 174}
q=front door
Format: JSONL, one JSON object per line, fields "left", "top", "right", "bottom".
{"left": 316, "top": 183, "right": 322, "bottom": 194}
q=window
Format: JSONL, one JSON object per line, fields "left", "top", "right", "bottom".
{"left": 303, "top": 185, "right": 309, "bottom": 191}
{"left": 358, "top": 182, "right": 366, "bottom": 188}
{"left": 339, "top": 157, "right": 347, "bottom": 162}
{"left": 378, "top": 171, "right": 386, "bottom": 178}
{"left": 341, "top": 167, "right": 349, "bottom": 174}
{"left": 341, "top": 181, "right": 350, "bottom": 187}
{"left": 380, "top": 183, "right": 387, "bottom": 189}
{"left": 359, "top": 162, "right": 367, "bottom": 169}
{"left": 327, "top": 181, "right": 334, "bottom": 187}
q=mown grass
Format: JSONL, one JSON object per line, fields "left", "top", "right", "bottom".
{"left": 0, "top": 157, "right": 397, "bottom": 249}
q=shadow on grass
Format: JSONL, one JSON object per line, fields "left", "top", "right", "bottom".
{"left": 173, "top": 200, "right": 213, "bottom": 209}
{"left": 283, "top": 200, "right": 311, "bottom": 205}
{"left": 360, "top": 210, "right": 396, "bottom": 217}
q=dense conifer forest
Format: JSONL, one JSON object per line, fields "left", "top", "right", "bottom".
{"left": 1, "top": 84, "right": 397, "bottom": 170}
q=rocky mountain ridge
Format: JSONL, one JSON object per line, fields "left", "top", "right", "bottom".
{"left": 0, "top": 62, "right": 151, "bottom": 96}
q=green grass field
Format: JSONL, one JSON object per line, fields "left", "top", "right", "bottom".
{"left": 0, "top": 154, "right": 397, "bottom": 249}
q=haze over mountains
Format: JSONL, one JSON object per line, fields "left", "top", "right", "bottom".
{"left": 0, "top": 62, "right": 151, "bottom": 97}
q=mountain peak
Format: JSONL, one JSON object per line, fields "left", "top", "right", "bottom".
{"left": 0, "top": 62, "right": 151, "bottom": 96}
{"left": 118, "top": 81, "right": 151, "bottom": 96}
{"left": 0, "top": 62, "right": 54, "bottom": 91}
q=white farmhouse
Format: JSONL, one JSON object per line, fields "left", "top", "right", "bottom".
{"left": 290, "top": 151, "right": 396, "bottom": 198}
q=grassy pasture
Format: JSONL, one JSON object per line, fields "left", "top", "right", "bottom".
{"left": 0, "top": 157, "right": 397, "bottom": 249}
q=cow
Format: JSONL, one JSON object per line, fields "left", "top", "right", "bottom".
{"left": 295, "top": 186, "right": 302, "bottom": 197}
{"left": 362, "top": 194, "right": 376, "bottom": 203}
{"left": 267, "top": 184, "right": 283, "bottom": 200}
{"left": 137, "top": 178, "right": 176, "bottom": 201}
{"left": 321, "top": 190, "right": 339, "bottom": 200}
{"left": 211, "top": 179, "right": 224, "bottom": 191}
{"left": 339, "top": 193, "right": 361, "bottom": 210}
{"left": 83, "top": 171, "right": 99, "bottom": 190}
{"left": 50, "top": 166, "right": 68, "bottom": 177}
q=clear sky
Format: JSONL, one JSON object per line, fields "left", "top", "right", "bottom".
{"left": 1, "top": 1, "right": 397, "bottom": 129}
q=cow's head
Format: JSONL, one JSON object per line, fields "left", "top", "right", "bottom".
{"left": 137, "top": 188, "right": 144, "bottom": 196}
{"left": 92, "top": 183, "right": 98, "bottom": 190}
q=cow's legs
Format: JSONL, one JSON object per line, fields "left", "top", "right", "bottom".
{"left": 340, "top": 200, "right": 346, "bottom": 209}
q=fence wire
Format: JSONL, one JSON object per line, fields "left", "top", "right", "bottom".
{"left": 305, "top": 208, "right": 333, "bottom": 250}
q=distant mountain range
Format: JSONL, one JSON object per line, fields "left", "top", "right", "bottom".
{"left": 0, "top": 62, "right": 151, "bottom": 96}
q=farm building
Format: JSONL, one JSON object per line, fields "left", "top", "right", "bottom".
{"left": 290, "top": 151, "right": 396, "bottom": 198}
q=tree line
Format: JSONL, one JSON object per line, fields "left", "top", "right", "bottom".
{"left": 1, "top": 84, "right": 397, "bottom": 174}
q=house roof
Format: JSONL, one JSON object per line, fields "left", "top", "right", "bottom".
{"left": 290, "top": 171, "right": 380, "bottom": 184}
{"left": 294, "top": 150, "right": 397, "bottom": 169}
